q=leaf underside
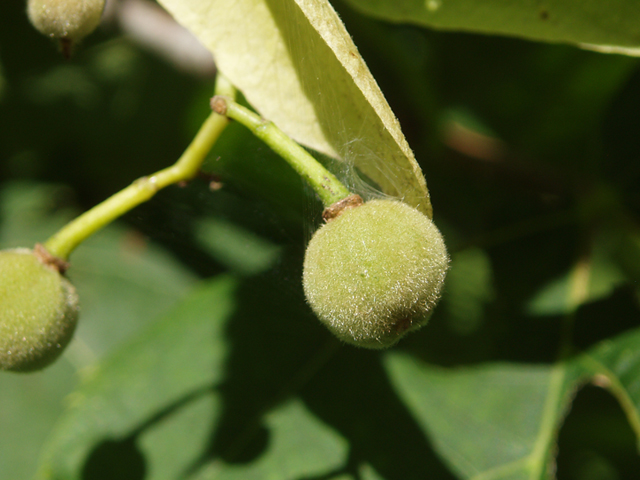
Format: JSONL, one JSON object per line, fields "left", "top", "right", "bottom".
{"left": 156, "top": 0, "right": 433, "bottom": 215}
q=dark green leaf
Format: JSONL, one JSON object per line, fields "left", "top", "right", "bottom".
{"left": 342, "top": 0, "right": 640, "bottom": 54}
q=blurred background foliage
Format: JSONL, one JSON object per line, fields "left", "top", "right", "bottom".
{"left": 1, "top": 1, "right": 640, "bottom": 479}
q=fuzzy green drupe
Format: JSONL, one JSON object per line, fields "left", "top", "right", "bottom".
{"left": 303, "top": 199, "right": 449, "bottom": 349}
{"left": 0, "top": 248, "right": 79, "bottom": 372}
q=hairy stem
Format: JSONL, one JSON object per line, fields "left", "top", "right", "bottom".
{"left": 210, "top": 95, "right": 351, "bottom": 208}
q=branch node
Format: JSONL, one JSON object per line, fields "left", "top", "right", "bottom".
{"left": 210, "top": 96, "right": 228, "bottom": 116}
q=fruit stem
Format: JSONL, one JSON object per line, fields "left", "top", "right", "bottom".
{"left": 44, "top": 76, "right": 235, "bottom": 260}
{"left": 210, "top": 96, "right": 352, "bottom": 208}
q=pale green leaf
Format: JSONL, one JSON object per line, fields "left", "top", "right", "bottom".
{"left": 0, "top": 361, "right": 76, "bottom": 480}
{"left": 35, "top": 276, "right": 238, "bottom": 480}
{"left": 342, "top": 0, "right": 640, "bottom": 56}
{"left": 156, "top": 0, "right": 432, "bottom": 215}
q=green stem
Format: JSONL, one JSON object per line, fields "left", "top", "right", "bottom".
{"left": 211, "top": 96, "right": 351, "bottom": 208}
{"left": 44, "top": 82, "right": 235, "bottom": 260}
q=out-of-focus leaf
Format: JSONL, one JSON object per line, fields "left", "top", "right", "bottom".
{"left": 0, "top": 361, "right": 76, "bottom": 480}
{"left": 342, "top": 0, "right": 640, "bottom": 56}
{"left": 35, "top": 274, "right": 350, "bottom": 480}
{"left": 528, "top": 232, "right": 627, "bottom": 316}
{"left": 0, "top": 181, "right": 197, "bottom": 479}
{"left": 191, "top": 399, "right": 347, "bottom": 480}
{"left": 155, "top": 0, "right": 432, "bottom": 215}
{"left": 69, "top": 229, "right": 198, "bottom": 360}
{"left": 443, "top": 248, "right": 494, "bottom": 334}
{"left": 35, "top": 276, "right": 238, "bottom": 480}
{"left": 385, "top": 326, "right": 640, "bottom": 480}
{"left": 431, "top": 41, "right": 637, "bottom": 168}
{"left": 579, "top": 328, "right": 640, "bottom": 438}
{"left": 385, "top": 353, "right": 580, "bottom": 480}
{"left": 195, "top": 217, "right": 282, "bottom": 276}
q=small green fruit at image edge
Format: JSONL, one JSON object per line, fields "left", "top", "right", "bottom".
{"left": 27, "top": 0, "right": 105, "bottom": 50}
{"left": 303, "top": 199, "right": 449, "bottom": 349}
{"left": 0, "top": 247, "right": 79, "bottom": 372}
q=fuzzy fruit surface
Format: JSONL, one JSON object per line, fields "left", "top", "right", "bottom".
{"left": 303, "top": 199, "right": 449, "bottom": 349}
{"left": 0, "top": 249, "right": 79, "bottom": 372}
{"left": 27, "top": 0, "right": 105, "bottom": 41}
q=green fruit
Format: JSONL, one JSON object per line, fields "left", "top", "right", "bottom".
{"left": 27, "top": 0, "right": 105, "bottom": 42}
{"left": 0, "top": 247, "right": 79, "bottom": 372}
{"left": 303, "top": 199, "right": 449, "bottom": 349}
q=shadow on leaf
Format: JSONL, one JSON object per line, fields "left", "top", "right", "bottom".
{"left": 82, "top": 437, "right": 146, "bottom": 480}
{"left": 80, "top": 385, "right": 213, "bottom": 480}
{"left": 182, "top": 246, "right": 457, "bottom": 480}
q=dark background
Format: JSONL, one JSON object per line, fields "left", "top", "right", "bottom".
{"left": 1, "top": 1, "right": 640, "bottom": 478}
